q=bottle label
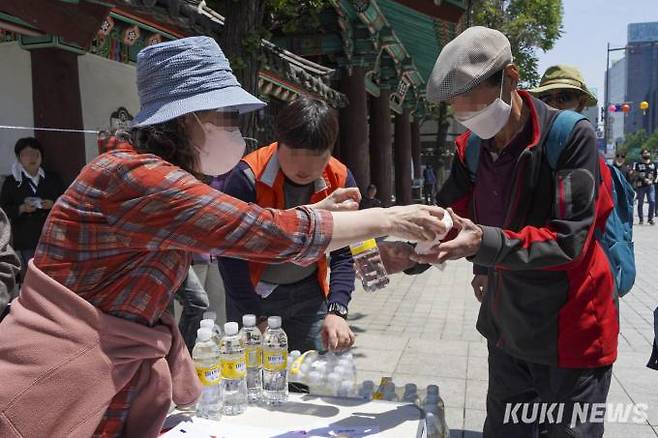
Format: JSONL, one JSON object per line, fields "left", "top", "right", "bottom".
{"left": 289, "top": 350, "right": 315, "bottom": 377}
{"left": 349, "top": 239, "right": 377, "bottom": 256}
{"left": 263, "top": 350, "right": 288, "bottom": 371}
{"left": 372, "top": 376, "right": 394, "bottom": 400}
{"left": 246, "top": 346, "right": 262, "bottom": 368}
{"left": 221, "top": 357, "right": 247, "bottom": 379}
{"left": 196, "top": 364, "right": 221, "bottom": 386}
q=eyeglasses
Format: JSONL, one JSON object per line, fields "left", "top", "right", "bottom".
{"left": 539, "top": 92, "right": 579, "bottom": 106}
{"left": 195, "top": 110, "right": 240, "bottom": 127}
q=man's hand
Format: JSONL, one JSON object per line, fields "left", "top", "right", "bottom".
{"left": 321, "top": 314, "right": 355, "bottom": 352}
{"left": 376, "top": 241, "right": 417, "bottom": 274}
{"left": 312, "top": 188, "right": 361, "bottom": 212}
{"left": 471, "top": 274, "right": 488, "bottom": 303}
{"left": 41, "top": 199, "right": 54, "bottom": 210}
{"left": 410, "top": 208, "right": 483, "bottom": 265}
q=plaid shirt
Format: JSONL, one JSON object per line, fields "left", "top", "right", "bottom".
{"left": 34, "top": 143, "right": 333, "bottom": 326}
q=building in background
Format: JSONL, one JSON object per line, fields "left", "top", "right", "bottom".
{"left": 0, "top": 0, "right": 467, "bottom": 206}
{"left": 625, "top": 22, "right": 658, "bottom": 137}
{"left": 582, "top": 86, "right": 599, "bottom": 126}
{"left": 606, "top": 58, "right": 626, "bottom": 145}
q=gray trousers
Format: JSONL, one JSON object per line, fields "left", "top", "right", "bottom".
{"left": 192, "top": 262, "right": 227, "bottom": 327}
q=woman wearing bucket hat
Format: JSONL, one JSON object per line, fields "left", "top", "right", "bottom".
{"left": 0, "top": 36, "right": 448, "bottom": 437}
{"left": 529, "top": 65, "right": 598, "bottom": 113}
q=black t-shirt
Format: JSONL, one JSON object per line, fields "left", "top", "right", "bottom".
{"left": 633, "top": 161, "right": 656, "bottom": 188}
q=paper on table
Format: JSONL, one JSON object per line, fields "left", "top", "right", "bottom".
{"left": 162, "top": 418, "right": 305, "bottom": 438}
{"left": 161, "top": 419, "right": 380, "bottom": 438}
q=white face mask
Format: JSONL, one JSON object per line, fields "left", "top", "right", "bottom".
{"left": 193, "top": 113, "right": 246, "bottom": 176}
{"left": 454, "top": 72, "right": 512, "bottom": 140}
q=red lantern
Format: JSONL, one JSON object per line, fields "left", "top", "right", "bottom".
{"left": 622, "top": 103, "right": 631, "bottom": 113}
{"left": 608, "top": 104, "right": 617, "bottom": 112}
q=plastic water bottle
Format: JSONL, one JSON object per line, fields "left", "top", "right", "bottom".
{"left": 423, "top": 385, "right": 448, "bottom": 438}
{"left": 200, "top": 319, "right": 221, "bottom": 346}
{"left": 219, "top": 322, "right": 247, "bottom": 415}
{"left": 326, "top": 372, "right": 341, "bottom": 396}
{"left": 202, "top": 311, "right": 223, "bottom": 340}
{"left": 424, "top": 384, "right": 445, "bottom": 410}
{"left": 240, "top": 314, "right": 263, "bottom": 404}
{"left": 382, "top": 381, "right": 398, "bottom": 401}
{"left": 192, "top": 328, "right": 222, "bottom": 420}
{"left": 262, "top": 316, "right": 288, "bottom": 405}
{"left": 349, "top": 239, "right": 389, "bottom": 292}
{"left": 403, "top": 383, "right": 420, "bottom": 404}
{"left": 288, "top": 350, "right": 302, "bottom": 373}
{"left": 358, "top": 380, "right": 375, "bottom": 400}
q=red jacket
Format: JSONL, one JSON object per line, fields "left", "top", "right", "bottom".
{"left": 437, "top": 91, "right": 618, "bottom": 368}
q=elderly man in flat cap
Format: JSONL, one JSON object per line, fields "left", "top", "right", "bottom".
{"left": 411, "top": 26, "right": 618, "bottom": 438}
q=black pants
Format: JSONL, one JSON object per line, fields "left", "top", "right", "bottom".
{"left": 484, "top": 343, "right": 612, "bottom": 438}
{"left": 227, "top": 274, "right": 327, "bottom": 353}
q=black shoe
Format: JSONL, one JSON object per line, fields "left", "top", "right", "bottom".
{"left": 650, "top": 220, "right": 655, "bottom": 225}
{"left": 639, "top": 220, "right": 644, "bottom": 225}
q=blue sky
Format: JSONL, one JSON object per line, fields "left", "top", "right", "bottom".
{"left": 536, "top": 0, "right": 658, "bottom": 104}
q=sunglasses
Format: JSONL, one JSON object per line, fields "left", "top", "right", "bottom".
{"left": 539, "top": 92, "right": 579, "bottom": 106}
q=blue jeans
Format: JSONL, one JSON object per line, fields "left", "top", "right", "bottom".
{"left": 637, "top": 185, "right": 655, "bottom": 221}
{"left": 176, "top": 267, "right": 209, "bottom": 352}
{"left": 226, "top": 274, "right": 327, "bottom": 352}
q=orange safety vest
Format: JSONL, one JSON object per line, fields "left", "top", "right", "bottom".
{"left": 241, "top": 142, "right": 349, "bottom": 297}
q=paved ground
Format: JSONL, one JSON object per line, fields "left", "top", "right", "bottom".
{"left": 347, "top": 224, "right": 658, "bottom": 437}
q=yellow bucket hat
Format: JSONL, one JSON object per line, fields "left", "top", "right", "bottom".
{"left": 529, "top": 65, "right": 598, "bottom": 107}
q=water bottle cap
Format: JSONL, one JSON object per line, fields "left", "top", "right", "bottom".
{"left": 362, "top": 380, "right": 375, "bottom": 388}
{"left": 199, "top": 319, "right": 214, "bottom": 329}
{"left": 224, "top": 322, "right": 239, "bottom": 335}
{"left": 327, "top": 372, "right": 341, "bottom": 383}
{"left": 405, "top": 383, "right": 418, "bottom": 393}
{"left": 203, "top": 311, "right": 217, "bottom": 321}
{"left": 427, "top": 384, "right": 439, "bottom": 395}
{"left": 340, "top": 381, "right": 354, "bottom": 391}
{"left": 290, "top": 350, "right": 301, "bottom": 358}
{"left": 334, "top": 365, "right": 347, "bottom": 375}
{"left": 268, "top": 316, "right": 282, "bottom": 329}
{"left": 242, "top": 314, "right": 256, "bottom": 327}
{"left": 197, "top": 327, "right": 212, "bottom": 341}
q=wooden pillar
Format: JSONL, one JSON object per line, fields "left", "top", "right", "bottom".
{"left": 394, "top": 109, "right": 413, "bottom": 205}
{"left": 369, "top": 89, "right": 393, "bottom": 207}
{"left": 31, "top": 48, "right": 85, "bottom": 186}
{"left": 339, "top": 67, "right": 370, "bottom": 193}
{"left": 411, "top": 118, "right": 422, "bottom": 180}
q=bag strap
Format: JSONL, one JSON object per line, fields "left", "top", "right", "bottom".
{"left": 463, "top": 110, "right": 587, "bottom": 180}
{"left": 465, "top": 133, "right": 481, "bottom": 182}
{"left": 544, "top": 110, "right": 588, "bottom": 170}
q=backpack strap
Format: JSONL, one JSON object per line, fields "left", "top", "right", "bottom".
{"left": 544, "top": 110, "right": 588, "bottom": 170}
{"left": 465, "top": 133, "right": 481, "bottom": 182}
{"left": 463, "top": 110, "right": 586, "bottom": 180}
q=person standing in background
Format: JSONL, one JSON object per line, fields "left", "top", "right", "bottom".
{"left": 0, "top": 137, "right": 64, "bottom": 283}
{"left": 613, "top": 153, "right": 633, "bottom": 183}
{"left": 423, "top": 166, "right": 437, "bottom": 204}
{"left": 529, "top": 65, "right": 598, "bottom": 114}
{"left": 360, "top": 183, "right": 383, "bottom": 209}
{"left": 634, "top": 148, "right": 656, "bottom": 225}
